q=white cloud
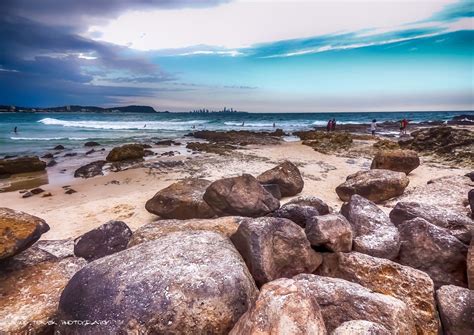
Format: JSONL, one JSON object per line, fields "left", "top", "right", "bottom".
{"left": 86, "top": 0, "right": 458, "bottom": 50}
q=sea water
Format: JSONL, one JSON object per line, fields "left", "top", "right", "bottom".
{"left": 0, "top": 111, "right": 472, "bottom": 156}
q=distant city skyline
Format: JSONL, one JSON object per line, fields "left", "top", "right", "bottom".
{"left": 0, "top": 0, "right": 473, "bottom": 112}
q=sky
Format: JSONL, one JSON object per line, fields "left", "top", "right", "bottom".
{"left": 0, "top": 0, "right": 473, "bottom": 112}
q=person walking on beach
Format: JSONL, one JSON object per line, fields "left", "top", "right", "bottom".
{"left": 326, "top": 119, "right": 332, "bottom": 132}
{"left": 399, "top": 118, "right": 408, "bottom": 135}
{"left": 331, "top": 118, "right": 336, "bottom": 131}
{"left": 370, "top": 119, "right": 377, "bottom": 136}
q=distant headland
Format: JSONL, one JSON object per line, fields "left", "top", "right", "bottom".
{"left": 0, "top": 105, "right": 166, "bottom": 113}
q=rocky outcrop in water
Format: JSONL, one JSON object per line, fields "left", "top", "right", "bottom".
{"left": 0, "top": 156, "right": 46, "bottom": 176}
{"left": 145, "top": 178, "right": 216, "bottom": 219}
{"left": 106, "top": 143, "right": 145, "bottom": 161}
{"left": 336, "top": 169, "right": 409, "bottom": 203}
{"left": 73, "top": 160, "right": 106, "bottom": 178}
{"left": 296, "top": 131, "right": 353, "bottom": 154}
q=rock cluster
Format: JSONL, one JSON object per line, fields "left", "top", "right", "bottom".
{"left": 2, "top": 155, "right": 471, "bottom": 334}
{"left": 106, "top": 143, "right": 145, "bottom": 161}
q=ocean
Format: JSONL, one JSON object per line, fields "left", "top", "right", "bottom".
{"left": 0, "top": 111, "right": 472, "bottom": 156}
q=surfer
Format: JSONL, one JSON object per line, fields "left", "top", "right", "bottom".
{"left": 13, "top": 126, "right": 17, "bottom": 134}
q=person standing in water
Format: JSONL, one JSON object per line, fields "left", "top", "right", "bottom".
{"left": 331, "top": 118, "right": 336, "bottom": 131}
{"left": 370, "top": 119, "right": 377, "bottom": 136}
{"left": 326, "top": 119, "right": 332, "bottom": 132}
{"left": 13, "top": 126, "right": 17, "bottom": 134}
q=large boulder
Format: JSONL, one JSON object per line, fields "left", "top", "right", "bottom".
{"left": 0, "top": 242, "right": 86, "bottom": 334}
{"left": 57, "top": 231, "right": 258, "bottom": 334}
{"left": 203, "top": 174, "right": 280, "bottom": 217}
{"left": 229, "top": 278, "right": 327, "bottom": 335}
{"left": 397, "top": 218, "right": 468, "bottom": 288}
{"left": 106, "top": 143, "right": 145, "bottom": 162}
{"left": 317, "top": 252, "right": 440, "bottom": 335}
{"left": 0, "top": 207, "right": 50, "bottom": 260}
{"left": 230, "top": 217, "right": 322, "bottom": 287}
{"left": 436, "top": 285, "right": 474, "bottom": 335}
{"left": 386, "top": 175, "right": 473, "bottom": 214}
{"left": 389, "top": 201, "right": 473, "bottom": 243}
{"left": 293, "top": 274, "right": 416, "bottom": 334}
{"left": 145, "top": 178, "right": 216, "bottom": 219}
{"left": 73, "top": 160, "right": 106, "bottom": 179}
{"left": 285, "top": 195, "right": 331, "bottom": 215}
{"left": 336, "top": 169, "right": 409, "bottom": 203}
{"left": 128, "top": 216, "right": 245, "bottom": 247}
{"left": 370, "top": 149, "right": 420, "bottom": 175}
{"left": 0, "top": 156, "right": 46, "bottom": 175}
{"left": 74, "top": 220, "right": 132, "bottom": 261}
{"left": 268, "top": 203, "right": 320, "bottom": 227}
{"left": 332, "top": 320, "right": 390, "bottom": 335}
{"left": 257, "top": 161, "right": 304, "bottom": 197}
{"left": 340, "top": 195, "right": 400, "bottom": 260}
{"left": 305, "top": 214, "right": 353, "bottom": 252}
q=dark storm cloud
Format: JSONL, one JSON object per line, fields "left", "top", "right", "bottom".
{"left": 0, "top": 0, "right": 230, "bottom": 106}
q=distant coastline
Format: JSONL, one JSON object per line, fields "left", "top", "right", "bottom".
{"left": 0, "top": 105, "right": 164, "bottom": 113}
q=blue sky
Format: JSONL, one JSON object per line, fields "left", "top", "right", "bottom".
{"left": 0, "top": 0, "right": 473, "bottom": 112}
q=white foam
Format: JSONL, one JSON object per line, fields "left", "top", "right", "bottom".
{"left": 10, "top": 136, "right": 89, "bottom": 141}
{"left": 38, "top": 118, "right": 209, "bottom": 130}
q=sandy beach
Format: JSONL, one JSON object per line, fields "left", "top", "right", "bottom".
{"left": 0, "top": 135, "right": 469, "bottom": 240}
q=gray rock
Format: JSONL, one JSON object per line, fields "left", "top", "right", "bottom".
{"left": 305, "top": 214, "right": 353, "bottom": 252}
{"left": 397, "top": 218, "right": 468, "bottom": 288}
{"left": 293, "top": 274, "right": 416, "bottom": 334}
{"left": 0, "top": 156, "right": 46, "bottom": 175}
{"left": 341, "top": 195, "right": 400, "bottom": 260}
{"left": 286, "top": 196, "right": 331, "bottom": 215}
{"left": 336, "top": 169, "right": 409, "bottom": 203}
{"left": 231, "top": 217, "right": 322, "bottom": 287}
{"left": 261, "top": 183, "right": 282, "bottom": 200}
{"left": 229, "top": 278, "right": 327, "bottom": 335}
{"left": 436, "top": 285, "right": 474, "bottom": 335}
{"left": 389, "top": 201, "right": 473, "bottom": 243}
{"left": 74, "top": 220, "right": 132, "bottom": 261}
{"left": 146, "top": 178, "right": 216, "bottom": 219}
{"left": 317, "top": 252, "right": 440, "bottom": 335}
{"left": 204, "top": 174, "right": 279, "bottom": 217}
{"left": 269, "top": 203, "right": 320, "bottom": 227}
{"left": 257, "top": 161, "right": 304, "bottom": 197}
{"left": 332, "top": 320, "right": 390, "bottom": 335}
{"left": 57, "top": 231, "right": 258, "bottom": 334}
{"left": 73, "top": 160, "right": 106, "bottom": 179}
